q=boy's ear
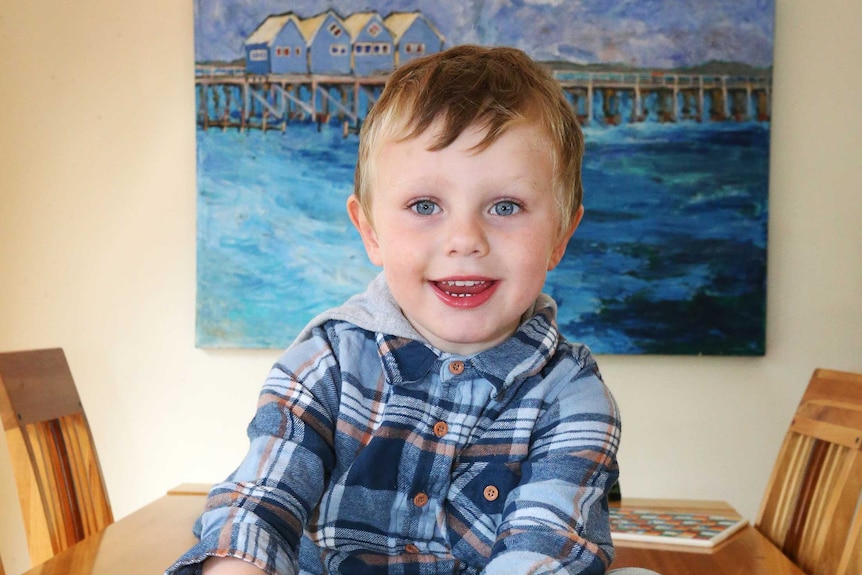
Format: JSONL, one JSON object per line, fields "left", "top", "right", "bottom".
{"left": 347, "top": 195, "right": 383, "bottom": 266}
{"left": 548, "top": 204, "right": 585, "bottom": 271}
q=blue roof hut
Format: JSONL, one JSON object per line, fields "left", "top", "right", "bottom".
{"left": 244, "top": 12, "right": 310, "bottom": 75}
{"left": 384, "top": 12, "right": 446, "bottom": 67}
{"left": 245, "top": 14, "right": 284, "bottom": 74}
{"left": 343, "top": 12, "right": 395, "bottom": 76}
{"left": 302, "top": 10, "right": 351, "bottom": 75}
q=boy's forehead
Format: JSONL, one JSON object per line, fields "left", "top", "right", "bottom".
{"left": 379, "top": 114, "right": 552, "bottom": 155}
{"left": 372, "top": 120, "right": 558, "bottom": 192}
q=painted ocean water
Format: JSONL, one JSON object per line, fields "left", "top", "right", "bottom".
{"left": 196, "top": 120, "right": 769, "bottom": 355}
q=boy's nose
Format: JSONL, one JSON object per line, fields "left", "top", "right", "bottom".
{"left": 444, "top": 215, "right": 490, "bottom": 257}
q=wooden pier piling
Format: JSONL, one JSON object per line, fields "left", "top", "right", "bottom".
{"left": 195, "top": 65, "right": 771, "bottom": 133}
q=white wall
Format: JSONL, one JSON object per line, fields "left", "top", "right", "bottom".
{"left": 1, "top": 1, "right": 860, "bottom": 573}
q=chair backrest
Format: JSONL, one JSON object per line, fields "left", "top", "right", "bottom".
{"left": 756, "top": 368, "right": 862, "bottom": 575}
{"left": 0, "top": 348, "right": 113, "bottom": 565}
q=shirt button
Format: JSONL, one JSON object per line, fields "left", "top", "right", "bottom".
{"left": 448, "top": 361, "right": 465, "bottom": 375}
{"left": 404, "top": 543, "right": 420, "bottom": 554}
{"left": 433, "top": 421, "right": 449, "bottom": 437}
{"left": 483, "top": 485, "right": 499, "bottom": 502}
{"left": 413, "top": 492, "right": 429, "bottom": 507}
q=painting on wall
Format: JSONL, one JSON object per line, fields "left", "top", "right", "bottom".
{"left": 194, "top": 0, "right": 774, "bottom": 355}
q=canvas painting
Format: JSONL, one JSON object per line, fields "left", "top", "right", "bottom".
{"left": 194, "top": 0, "right": 774, "bottom": 355}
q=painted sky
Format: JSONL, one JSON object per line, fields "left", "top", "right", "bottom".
{"left": 195, "top": 0, "right": 774, "bottom": 69}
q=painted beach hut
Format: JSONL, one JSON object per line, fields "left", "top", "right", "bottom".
{"left": 244, "top": 12, "right": 309, "bottom": 75}
{"left": 384, "top": 11, "right": 445, "bottom": 67}
{"left": 245, "top": 13, "right": 289, "bottom": 74}
{"left": 301, "top": 10, "right": 351, "bottom": 75}
{"left": 343, "top": 12, "right": 394, "bottom": 76}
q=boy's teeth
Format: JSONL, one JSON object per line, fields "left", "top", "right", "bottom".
{"left": 436, "top": 279, "right": 490, "bottom": 298}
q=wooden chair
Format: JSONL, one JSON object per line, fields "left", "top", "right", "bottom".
{"left": 755, "top": 368, "right": 862, "bottom": 575}
{"left": 0, "top": 348, "right": 113, "bottom": 566}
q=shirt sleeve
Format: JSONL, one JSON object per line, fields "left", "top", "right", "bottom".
{"left": 483, "top": 350, "right": 621, "bottom": 575}
{"left": 165, "top": 326, "right": 342, "bottom": 575}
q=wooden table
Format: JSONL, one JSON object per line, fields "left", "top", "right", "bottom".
{"left": 22, "top": 489, "right": 804, "bottom": 574}
{"left": 610, "top": 498, "right": 806, "bottom": 574}
{"left": 22, "top": 492, "right": 203, "bottom": 575}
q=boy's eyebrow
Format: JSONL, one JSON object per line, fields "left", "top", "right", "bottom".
{"left": 385, "top": 173, "right": 551, "bottom": 199}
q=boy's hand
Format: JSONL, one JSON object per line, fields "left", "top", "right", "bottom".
{"left": 202, "top": 556, "right": 269, "bottom": 575}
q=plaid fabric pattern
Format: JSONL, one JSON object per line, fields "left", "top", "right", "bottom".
{"left": 167, "top": 283, "right": 620, "bottom": 575}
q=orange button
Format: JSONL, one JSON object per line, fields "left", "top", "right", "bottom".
{"left": 405, "top": 543, "right": 420, "bottom": 554}
{"left": 448, "top": 361, "right": 465, "bottom": 375}
{"left": 433, "top": 421, "right": 449, "bottom": 437}
{"left": 413, "top": 492, "right": 429, "bottom": 507}
{"left": 483, "top": 485, "right": 499, "bottom": 502}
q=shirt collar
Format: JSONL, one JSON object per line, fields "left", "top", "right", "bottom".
{"left": 378, "top": 295, "right": 560, "bottom": 395}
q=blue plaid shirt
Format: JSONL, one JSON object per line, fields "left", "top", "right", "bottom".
{"left": 167, "top": 275, "right": 620, "bottom": 575}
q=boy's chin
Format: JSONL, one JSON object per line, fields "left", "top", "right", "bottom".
{"left": 416, "top": 325, "right": 518, "bottom": 356}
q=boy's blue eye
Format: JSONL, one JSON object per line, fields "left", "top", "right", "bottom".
{"left": 412, "top": 200, "right": 439, "bottom": 215}
{"left": 492, "top": 200, "right": 520, "bottom": 216}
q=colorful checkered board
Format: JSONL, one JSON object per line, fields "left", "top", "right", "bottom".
{"left": 609, "top": 508, "right": 749, "bottom": 547}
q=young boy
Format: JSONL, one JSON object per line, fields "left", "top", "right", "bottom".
{"left": 168, "top": 45, "right": 624, "bottom": 575}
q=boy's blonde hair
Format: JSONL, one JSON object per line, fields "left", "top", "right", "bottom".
{"left": 354, "top": 44, "right": 585, "bottom": 236}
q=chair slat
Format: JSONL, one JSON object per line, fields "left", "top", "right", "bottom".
{"left": 60, "top": 413, "right": 110, "bottom": 536}
{"left": 27, "top": 422, "right": 66, "bottom": 553}
{"left": 5, "top": 425, "right": 54, "bottom": 562}
{"left": 792, "top": 415, "right": 862, "bottom": 448}
{"left": 804, "top": 445, "right": 846, "bottom": 575}
{"left": 62, "top": 415, "right": 94, "bottom": 533}
{"left": 0, "top": 349, "right": 82, "bottom": 425}
{"left": 784, "top": 439, "right": 828, "bottom": 562}
{"left": 805, "top": 369, "right": 862, "bottom": 406}
{"left": 759, "top": 433, "right": 810, "bottom": 545}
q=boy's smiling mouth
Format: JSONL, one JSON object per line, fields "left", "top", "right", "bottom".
{"left": 431, "top": 278, "right": 498, "bottom": 308}
{"left": 438, "top": 279, "right": 489, "bottom": 295}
